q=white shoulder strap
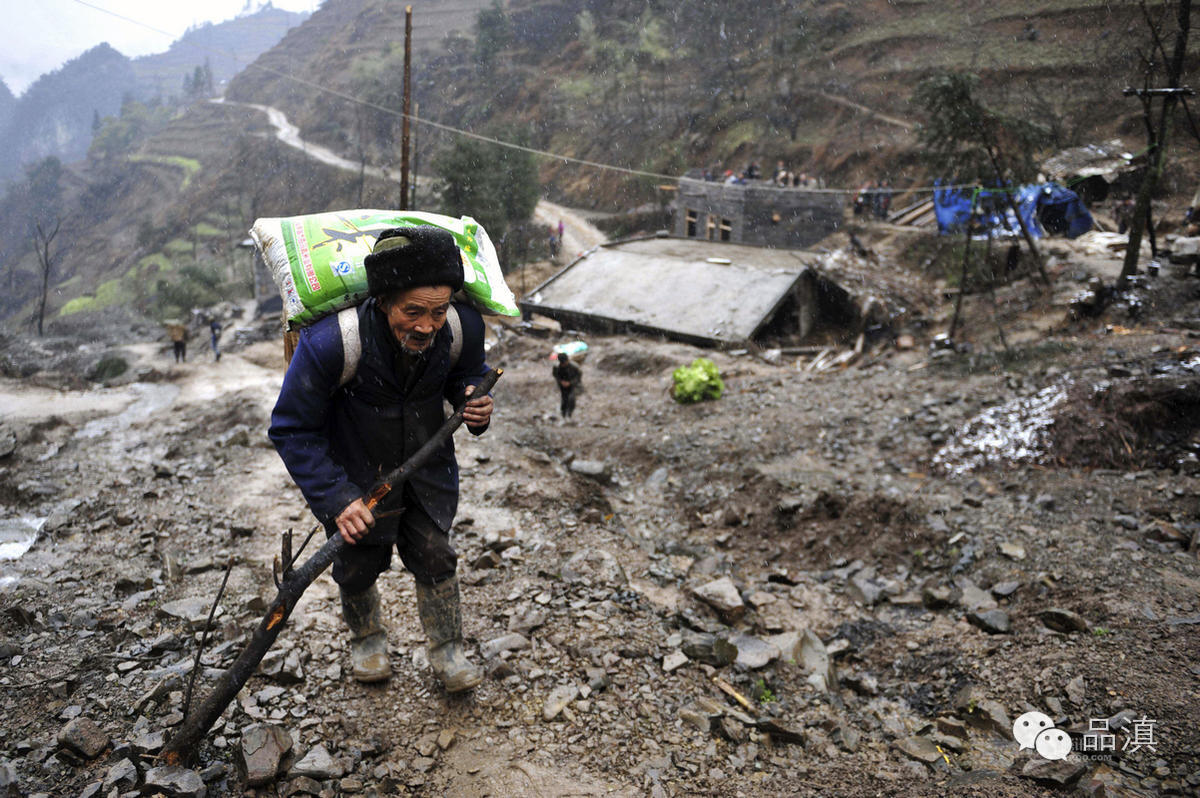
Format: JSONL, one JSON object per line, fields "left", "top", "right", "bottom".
{"left": 337, "top": 307, "right": 361, "bottom": 388}
{"left": 447, "top": 304, "right": 462, "bottom": 369}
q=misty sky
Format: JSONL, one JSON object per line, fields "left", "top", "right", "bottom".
{"left": 0, "top": 0, "right": 318, "bottom": 96}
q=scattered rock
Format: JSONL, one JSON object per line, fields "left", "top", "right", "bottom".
{"left": 543, "top": 684, "right": 580, "bottom": 721}
{"left": 922, "top": 584, "right": 957, "bottom": 609}
{"left": 1113, "top": 514, "right": 1140, "bottom": 531}
{"left": 132, "top": 730, "right": 167, "bottom": 756}
{"left": 663, "top": 650, "right": 689, "bottom": 672}
{"left": 480, "top": 632, "right": 531, "bottom": 659}
{"left": 103, "top": 758, "right": 138, "bottom": 792}
{"left": 472, "top": 550, "right": 502, "bottom": 569}
{"left": 240, "top": 723, "right": 294, "bottom": 787}
{"left": 680, "top": 632, "right": 737, "bottom": 667}
{"left": 1021, "top": 756, "right": 1088, "bottom": 786}
{"left": 1033, "top": 494, "right": 1056, "bottom": 510}
{"left": 936, "top": 717, "right": 969, "bottom": 740}
{"left": 755, "top": 719, "right": 804, "bottom": 745}
{"left": 764, "top": 631, "right": 801, "bottom": 662}
{"left": 952, "top": 685, "right": 1010, "bottom": 737}
{"left": 283, "top": 775, "right": 323, "bottom": 796}
{"left": 999, "top": 541, "right": 1026, "bottom": 560}
{"left": 730, "top": 633, "right": 780, "bottom": 669}
{"left": 691, "top": 577, "right": 745, "bottom": 624}
{"left": 679, "top": 705, "right": 714, "bottom": 733}
{"left": 798, "top": 630, "right": 837, "bottom": 693}
{"left": 0, "top": 760, "right": 20, "bottom": 796}
{"left": 561, "top": 548, "right": 627, "bottom": 588}
{"left": 133, "top": 675, "right": 183, "bottom": 715}
{"left": 967, "top": 609, "right": 1011, "bottom": 634}
{"left": 1066, "top": 675, "right": 1086, "bottom": 705}
{"left": 1040, "top": 607, "right": 1088, "bottom": 634}
{"left": 143, "top": 765, "right": 207, "bottom": 797}
{"left": 57, "top": 717, "right": 109, "bottom": 759}
{"left": 569, "top": 459, "right": 612, "bottom": 483}
{"left": 848, "top": 573, "right": 885, "bottom": 605}
{"left": 956, "top": 577, "right": 997, "bottom": 612}
{"left": 990, "top": 580, "right": 1021, "bottom": 599}
{"left": 895, "top": 736, "right": 943, "bottom": 764}
{"left": 157, "top": 597, "right": 223, "bottom": 630}
{"left": 290, "top": 744, "right": 343, "bottom": 780}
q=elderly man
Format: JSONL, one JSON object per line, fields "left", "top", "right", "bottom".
{"left": 269, "top": 226, "right": 492, "bottom": 692}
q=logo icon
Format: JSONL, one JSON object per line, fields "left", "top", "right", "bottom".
{"left": 332, "top": 260, "right": 353, "bottom": 276}
{"left": 1013, "top": 711, "right": 1070, "bottom": 761}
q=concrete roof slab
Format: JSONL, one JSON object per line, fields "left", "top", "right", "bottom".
{"left": 523, "top": 238, "right": 808, "bottom": 345}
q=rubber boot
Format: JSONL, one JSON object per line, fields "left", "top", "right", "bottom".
{"left": 415, "top": 577, "right": 483, "bottom": 693}
{"left": 340, "top": 585, "right": 391, "bottom": 683}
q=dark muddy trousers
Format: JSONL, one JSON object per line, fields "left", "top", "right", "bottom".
{"left": 330, "top": 491, "right": 457, "bottom": 593}
{"left": 559, "top": 385, "right": 577, "bottom": 418}
{"left": 173, "top": 341, "right": 186, "bottom": 362}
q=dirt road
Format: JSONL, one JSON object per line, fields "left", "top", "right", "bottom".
{"left": 223, "top": 99, "right": 606, "bottom": 254}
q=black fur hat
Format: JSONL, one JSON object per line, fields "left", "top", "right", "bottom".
{"left": 364, "top": 226, "right": 464, "bottom": 297}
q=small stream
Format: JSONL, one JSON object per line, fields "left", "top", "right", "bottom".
{"left": 75, "top": 383, "right": 180, "bottom": 439}
{"left": 2, "top": 381, "right": 181, "bottom": 587}
{"left": 0, "top": 516, "right": 45, "bottom": 590}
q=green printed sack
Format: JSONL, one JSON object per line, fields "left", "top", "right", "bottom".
{"left": 250, "top": 209, "right": 520, "bottom": 329}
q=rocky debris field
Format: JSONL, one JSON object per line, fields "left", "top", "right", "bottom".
{"left": 1, "top": 234, "right": 1199, "bottom": 797}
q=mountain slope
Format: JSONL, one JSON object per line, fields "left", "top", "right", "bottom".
{"left": 131, "top": 6, "right": 310, "bottom": 99}
{"left": 4, "top": 0, "right": 1199, "bottom": 327}
{"left": 0, "top": 7, "right": 309, "bottom": 183}
{"left": 226, "top": 0, "right": 1200, "bottom": 208}
{"left": 0, "top": 44, "right": 136, "bottom": 181}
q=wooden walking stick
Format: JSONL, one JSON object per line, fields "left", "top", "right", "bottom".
{"left": 162, "top": 368, "right": 502, "bottom": 765}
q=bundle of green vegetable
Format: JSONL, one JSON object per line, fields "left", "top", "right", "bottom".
{"left": 671, "top": 358, "right": 725, "bottom": 403}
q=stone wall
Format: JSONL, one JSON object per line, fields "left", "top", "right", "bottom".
{"left": 675, "top": 181, "right": 844, "bottom": 249}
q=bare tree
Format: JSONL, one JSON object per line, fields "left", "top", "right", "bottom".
{"left": 33, "top": 219, "right": 61, "bottom": 337}
{"left": 1118, "top": 0, "right": 1193, "bottom": 289}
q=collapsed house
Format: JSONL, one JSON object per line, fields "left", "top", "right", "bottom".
{"left": 1040, "top": 139, "right": 1143, "bottom": 206}
{"left": 520, "top": 236, "right": 871, "bottom": 349}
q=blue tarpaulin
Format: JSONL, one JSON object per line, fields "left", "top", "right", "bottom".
{"left": 933, "top": 181, "right": 1093, "bottom": 239}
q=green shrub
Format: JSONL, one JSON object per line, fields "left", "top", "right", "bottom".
{"left": 672, "top": 358, "right": 724, "bottom": 403}
{"left": 88, "top": 356, "right": 128, "bottom": 382}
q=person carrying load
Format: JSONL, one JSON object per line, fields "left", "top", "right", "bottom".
{"left": 268, "top": 226, "right": 493, "bottom": 692}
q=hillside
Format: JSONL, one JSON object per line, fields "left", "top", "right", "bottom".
{"left": 0, "top": 44, "right": 136, "bottom": 182}
{"left": 2, "top": 0, "right": 1199, "bottom": 327}
{"left": 0, "top": 6, "right": 308, "bottom": 184}
{"left": 226, "top": 0, "right": 1200, "bottom": 209}
{"left": 130, "top": 6, "right": 310, "bottom": 99}
{"left": 0, "top": 80, "right": 14, "bottom": 135}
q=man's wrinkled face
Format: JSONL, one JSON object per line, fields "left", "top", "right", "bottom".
{"left": 382, "top": 285, "right": 453, "bottom": 353}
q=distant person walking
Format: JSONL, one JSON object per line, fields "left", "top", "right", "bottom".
{"left": 557, "top": 219, "right": 565, "bottom": 242}
{"left": 210, "top": 319, "right": 222, "bottom": 361}
{"left": 166, "top": 321, "right": 188, "bottom": 363}
{"left": 552, "top": 352, "right": 582, "bottom": 421}
{"left": 874, "top": 179, "right": 893, "bottom": 220}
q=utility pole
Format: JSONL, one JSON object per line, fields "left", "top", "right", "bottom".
{"left": 399, "top": 5, "right": 413, "bottom": 210}
{"left": 1117, "top": 0, "right": 1193, "bottom": 289}
{"left": 411, "top": 101, "right": 420, "bottom": 209}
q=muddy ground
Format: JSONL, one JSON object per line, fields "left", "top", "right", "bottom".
{"left": 1, "top": 228, "right": 1199, "bottom": 798}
